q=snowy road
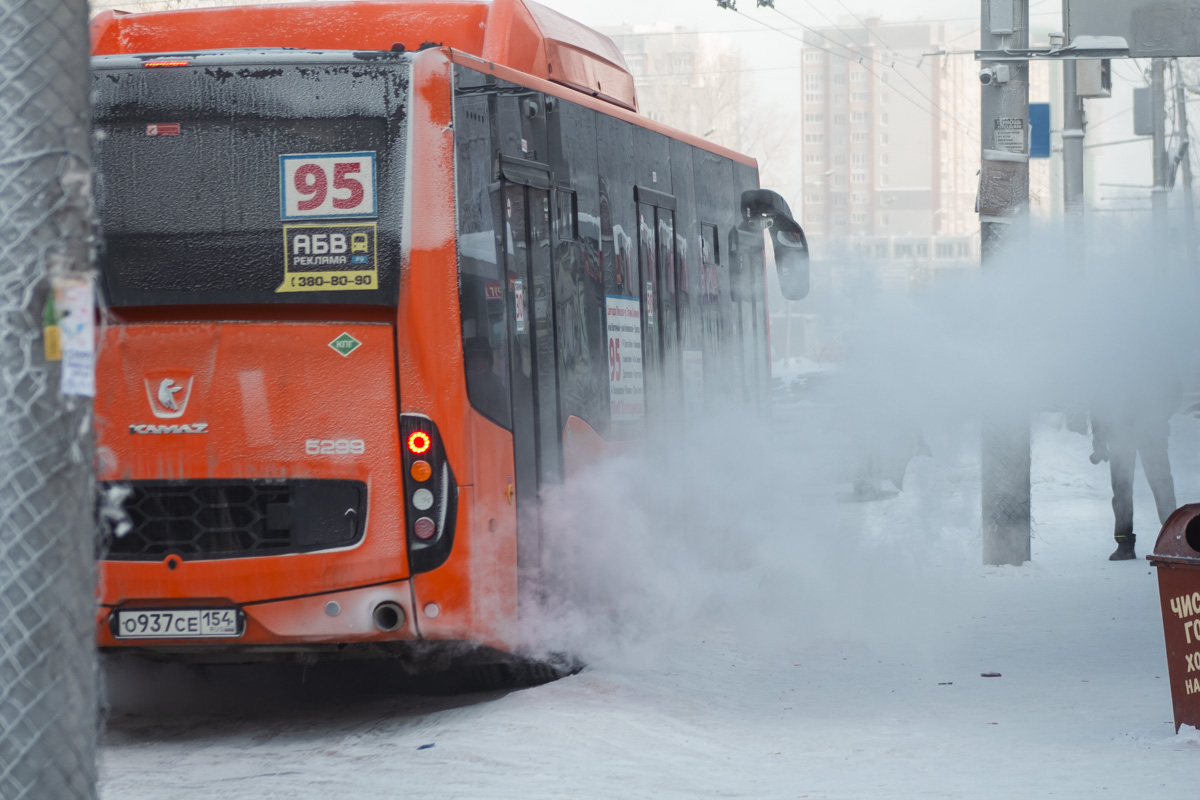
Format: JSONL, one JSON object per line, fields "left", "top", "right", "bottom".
{"left": 99, "top": 414, "right": 1200, "bottom": 799}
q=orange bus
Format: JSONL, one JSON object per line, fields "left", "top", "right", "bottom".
{"left": 89, "top": 0, "right": 808, "bottom": 676}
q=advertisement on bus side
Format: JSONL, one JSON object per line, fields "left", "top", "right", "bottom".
{"left": 605, "top": 295, "right": 644, "bottom": 424}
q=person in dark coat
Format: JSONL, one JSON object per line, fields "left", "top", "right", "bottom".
{"left": 1090, "top": 378, "right": 1180, "bottom": 560}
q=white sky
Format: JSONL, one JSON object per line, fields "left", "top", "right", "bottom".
{"left": 538, "top": 0, "right": 1161, "bottom": 209}
{"left": 540, "top": 0, "right": 1062, "bottom": 34}
{"left": 90, "top": 0, "right": 1159, "bottom": 211}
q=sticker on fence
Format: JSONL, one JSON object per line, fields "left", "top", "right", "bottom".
{"left": 54, "top": 275, "right": 95, "bottom": 397}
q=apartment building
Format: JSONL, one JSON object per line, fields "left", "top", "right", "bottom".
{"left": 603, "top": 25, "right": 744, "bottom": 154}
{"left": 800, "top": 21, "right": 982, "bottom": 252}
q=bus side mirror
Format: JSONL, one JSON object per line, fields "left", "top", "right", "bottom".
{"left": 740, "top": 189, "right": 810, "bottom": 301}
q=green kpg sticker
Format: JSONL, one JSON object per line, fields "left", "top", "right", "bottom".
{"left": 277, "top": 222, "right": 377, "bottom": 293}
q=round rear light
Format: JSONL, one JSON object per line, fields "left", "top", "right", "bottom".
{"left": 407, "top": 431, "right": 432, "bottom": 455}
{"left": 410, "top": 460, "right": 433, "bottom": 482}
{"left": 413, "top": 516, "right": 436, "bottom": 540}
{"left": 412, "top": 488, "right": 434, "bottom": 511}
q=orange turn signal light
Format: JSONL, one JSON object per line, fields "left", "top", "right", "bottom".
{"left": 144, "top": 60, "right": 190, "bottom": 68}
{"left": 410, "top": 460, "right": 433, "bottom": 482}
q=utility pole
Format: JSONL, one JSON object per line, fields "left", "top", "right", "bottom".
{"left": 0, "top": 0, "right": 97, "bottom": 798}
{"left": 1062, "top": 54, "right": 1085, "bottom": 250}
{"left": 979, "top": 0, "right": 1031, "bottom": 566}
{"left": 1152, "top": 57, "right": 1169, "bottom": 265}
{"left": 1173, "top": 58, "right": 1197, "bottom": 263}
{"left": 783, "top": 301, "right": 793, "bottom": 364}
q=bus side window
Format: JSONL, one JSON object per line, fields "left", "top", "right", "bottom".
{"left": 556, "top": 189, "right": 577, "bottom": 241}
{"left": 700, "top": 223, "right": 718, "bottom": 271}
{"left": 456, "top": 94, "right": 512, "bottom": 428}
{"left": 460, "top": 269, "right": 511, "bottom": 423}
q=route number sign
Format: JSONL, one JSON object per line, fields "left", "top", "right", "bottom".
{"left": 280, "top": 152, "right": 377, "bottom": 220}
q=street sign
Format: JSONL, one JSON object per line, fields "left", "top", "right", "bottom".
{"left": 1067, "top": 0, "right": 1200, "bottom": 58}
{"left": 1029, "top": 103, "right": 1051, "bottom": 159}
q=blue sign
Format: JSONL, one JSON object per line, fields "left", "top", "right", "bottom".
{"left": 1029, "top": 103, "right": 1051, "bottom": 159}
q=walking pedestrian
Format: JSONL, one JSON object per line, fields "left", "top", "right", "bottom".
{"left": 1090, "top": 379, "right": 1180, "bottom": 560}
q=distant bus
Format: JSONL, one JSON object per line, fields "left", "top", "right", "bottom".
{"left": 89, "top": 0, "right": 808, "bottom": 675}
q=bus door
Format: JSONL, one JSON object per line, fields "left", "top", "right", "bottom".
{"left": 500, "top": 157, "right": 561, "bottom": 598}
{"left": 728, "top": 227, "right": 764, "bottom": 406}
{"left": 636, "top": 187, "right": 681, "bottom": 421}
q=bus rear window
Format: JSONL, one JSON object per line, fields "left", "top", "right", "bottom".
{"left": 91, "top": 60, "right": 408, "bottom": 307}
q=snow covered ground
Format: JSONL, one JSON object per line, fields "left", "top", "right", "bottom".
{"left": 99, "top": 409, "right": 1200, "bottom": 799}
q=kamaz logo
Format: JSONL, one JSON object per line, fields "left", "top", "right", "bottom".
{"left": 158, "top": 379, "right": 183, "bottom": 412}
{"left": 144, "top": 374, "right": 194, "bottom": 419}
{"left": 129, "top": 423, "right": 209, "bottom": 435}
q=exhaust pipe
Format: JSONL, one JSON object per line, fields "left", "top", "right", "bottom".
{"left": 372, "top": 601, "right": 406, "bottom": 632}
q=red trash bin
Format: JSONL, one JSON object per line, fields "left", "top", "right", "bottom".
{"left": 1148, "top": 503, "right": 1200, "bottom": 732}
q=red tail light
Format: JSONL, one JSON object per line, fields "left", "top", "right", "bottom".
{"left": 399, "top": 416, "right": 457, "bottom": 573}
{"left": 407, "top": 431, "right": 432, "bottom": 455}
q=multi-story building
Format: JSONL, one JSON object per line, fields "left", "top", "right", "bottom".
{"left": 800, "top": 20, "right": 982, "bottom": 257}
{"left": 602, "top": 24, "right": 745, "bottom": 156}
{"left": 604, "top": 24, "right": 807, "bottom": 195}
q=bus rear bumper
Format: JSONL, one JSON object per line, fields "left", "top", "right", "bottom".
{"left": 98, "top": 580, "right": 417, "bottom": 652}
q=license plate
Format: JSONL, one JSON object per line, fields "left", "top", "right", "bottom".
{"left": 112, "top": 608, "right": 243, "bottom": 639}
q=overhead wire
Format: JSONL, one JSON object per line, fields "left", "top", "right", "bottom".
{"left": 944, "top": 26, "right": 979, "bottom": 45}
{"left": 632, "top": 63, "right": 803, "bottom": 79}
{"left": 1114, "top": 58, "right": 1148, "bottom": 86}
{"left": 771, "top": 3, "right": 925, "bottom": 69}
{"left": 826, "top": 0, "right": 897, "bottom": 54}
{"left": 771, "top": 1, "right": 992, "bottom": 141}
{"left": 789, "top": 0, "right": 917, "bottom": 67}
{"left": 761, "top": 3, "right": 905, "bottom": 68}
{"left": 603, "top": 26, "right": 801, "bottom": 38}
{"left": 740, "top": 4, "right": 979, "bottom": 140}
{"left": 1086, "top": 105, "right": 1133, "bottom": 133}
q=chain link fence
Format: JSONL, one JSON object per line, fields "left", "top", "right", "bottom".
{"left": 981, "top": 417, "right": 1032, "bottom": 566}
{"left": 0, "top": 0, "right": 97, "bottom": 797}
{"left": 980, "top": 222, "right": 1032, "bottom": 566}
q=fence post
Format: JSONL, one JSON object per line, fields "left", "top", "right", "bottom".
{"left": 0, "top": 0, "right": 98, "bottom": 798}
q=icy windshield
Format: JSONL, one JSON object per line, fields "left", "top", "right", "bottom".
{"left": 91, "top": 56, "right": 408, "bottom": 307}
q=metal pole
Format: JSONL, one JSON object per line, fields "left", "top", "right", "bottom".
{"left": 1152, "top": 57, "right": 1169, "bottom": 265}
{"left": 1062, "top": 57, "right": 1086, "bottom": 234}
{"left": 784, "top": 300, "right": 792, "bottom": 364}
{"left": 1173, "top": 58, "right": 1197, "bottom": 263}
{"left": 0, "top": 0, "right": 97, "bottom": 797}
{"left": 979, "top": 0, "right": 1031, "bottom": 566}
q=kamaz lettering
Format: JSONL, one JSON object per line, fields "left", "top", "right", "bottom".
{"left": 129, "top": 422, "right": 209, "bottom": 435}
